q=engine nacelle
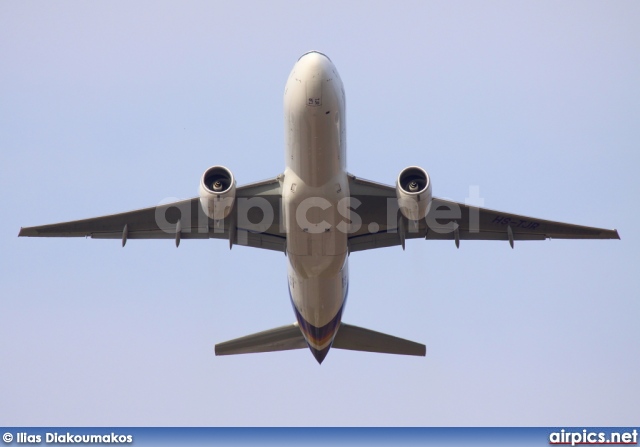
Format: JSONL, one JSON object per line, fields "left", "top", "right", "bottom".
{"left": 199, "top": 165, "right": 236, "bottom": 220}
{"left": 396, "top": 166, "right": 432, "bottom": 221}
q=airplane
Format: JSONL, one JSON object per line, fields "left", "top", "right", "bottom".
{"left": 19, "top": 51, "right": 620, "bottom": 364}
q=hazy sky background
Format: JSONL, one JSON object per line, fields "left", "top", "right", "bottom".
{"left": 1, "top": 1, "right": 638, "bottom": 426}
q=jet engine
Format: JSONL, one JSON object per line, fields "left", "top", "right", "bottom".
{"left": 199, "top": 165, "right": 236, "bottom": 220}
{"left": 396, "top": 166, "right": 432, "bottom": 221}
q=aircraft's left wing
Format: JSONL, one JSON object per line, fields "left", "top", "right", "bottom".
{"left": 19, "top": 176, "right": 286, "bottom": 252}
{"left": 347, "top": 175, "right": 620, "bottom": 252}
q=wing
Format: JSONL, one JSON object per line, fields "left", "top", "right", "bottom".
{"left": 19, "top": 176, "right": 286, "bottom": 252}
{"left": 347, "top": 174, "right": 620, "bottom": 252}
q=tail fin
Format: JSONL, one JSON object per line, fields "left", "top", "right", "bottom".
{"left": 215, "top": 323, "right": 307, "bottom": 356}
{"left": 332, "top": 323, "right": 426, "bottom": 356}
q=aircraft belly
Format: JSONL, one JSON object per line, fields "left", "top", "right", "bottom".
{"left": 283, "top": 170, "right": 349, "bottom": 354}
{"left": 284, "top": 177, "right": 349, "bottom": 327}
{"left": 289, "top": 110, "right": 342, "bottom": 187}
{"left": 282, "top": 51, "right": 349, "bottom": 361}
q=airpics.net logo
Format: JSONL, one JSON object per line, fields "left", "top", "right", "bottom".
{"left": 154, "top": 185, "right": 489, "bottom": 237}
{"left": 549, "top": 429, "right": 638, "bottom": 446}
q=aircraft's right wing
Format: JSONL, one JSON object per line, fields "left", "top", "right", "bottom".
{"left": 347, "top": 175, "right": 620, "bottom": 252}
{"left": 19, "top": 176, "right": 287, "bottom": 252}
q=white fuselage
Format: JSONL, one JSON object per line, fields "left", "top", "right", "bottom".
{"left": 283, "top": 51, "right": 348, "bottom": 363}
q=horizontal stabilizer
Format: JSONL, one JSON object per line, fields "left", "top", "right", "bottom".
{"left": 215, "top": 323, "right": 307, "bottom": 356}
{"left": 332, "top": 323, "right": 426, "bottom": 356}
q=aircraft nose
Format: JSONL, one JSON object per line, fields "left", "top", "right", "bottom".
{"left": 292, "top": 51, "right": 338, "bottom": 109}
{"left": 297, "top": 50, "right": 332, "bottom": 63}
{"left": 296, "top": 51, "right": 334, "bottom": 76}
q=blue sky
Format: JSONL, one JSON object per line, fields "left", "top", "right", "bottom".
{"left": 1, "top": 1, "right": 638, "bottom": 426}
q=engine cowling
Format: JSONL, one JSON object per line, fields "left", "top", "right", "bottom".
{"left": 199, "top": 165, "right": 236, "bottom": 220}
{"left": 396, "top": 166, "right": 432, "bottom": 221}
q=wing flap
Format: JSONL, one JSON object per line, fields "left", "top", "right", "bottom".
{"left": 332, "top": 323, "right": 426, "bottom": 356}
{"left": 90, "top": 230, "right": 211, "bottom": 240}
{"left": 215, "top": 324, "right": 307, "bottom": 356}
